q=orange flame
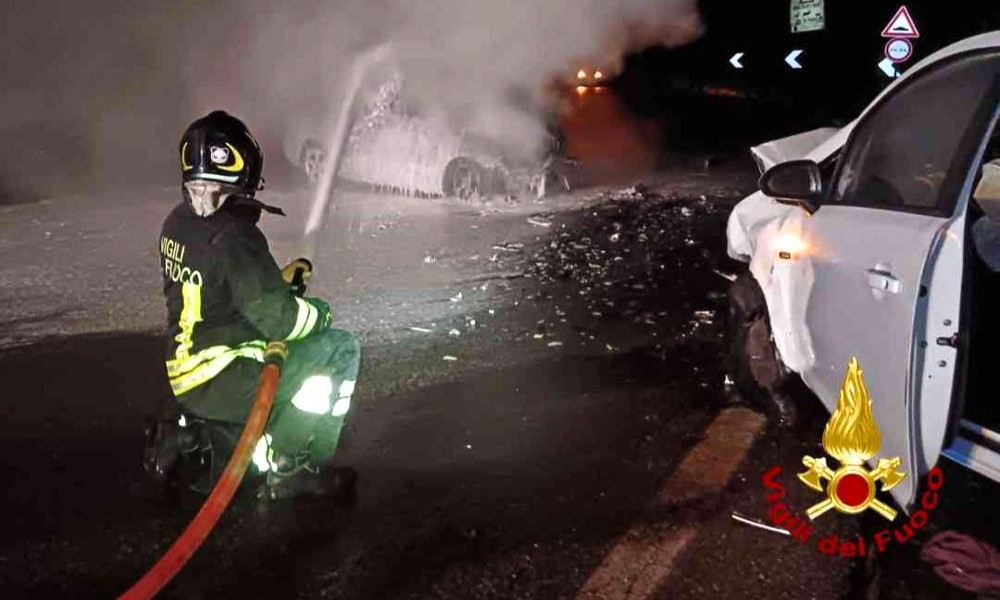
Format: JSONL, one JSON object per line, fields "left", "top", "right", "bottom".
{"left": 822, "top": 357, "right": 882, "bottom": 466}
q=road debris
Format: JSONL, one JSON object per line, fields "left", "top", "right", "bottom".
{"left": 450, "top": 292, "right": 463, "bottom": 303}
{"left": 694, "top": 310, "right": 715, "bottom": 323}
{"left": 448, "top": 329, "right": 461, "bottom": 337}
{"left": 409, "top": 326, "right": 433, "bottom": 333}
{"left": 547, "top": 341, "right": 563, "bottom": 347}
{"left": 442, "top": 355, "right": 458, "bottom": 362}
{"left": 527, "top": 217, "right": 552, "bottom": 228}
{"left": 423, "top": 255, "right": 436, "bottom": 264}
{"left": 609, "top": 184, "right": 649, "bottom": 201}
{"left": 731, "top": 512, "right": 790, "bottom": 536}
{"left": 712, "top": 269, "right": 738, "bottom": 282}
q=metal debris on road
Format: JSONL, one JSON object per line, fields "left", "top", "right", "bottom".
{"left": 731, "top": 512, "right": 790, "bottom": 536}
{"left": 409, "top": 326, "right": 433, "bottom": 333}
{"left": 712, "top": 269, "right": 738, "bottom": 282}
{"left": 450, "top": 292, "right": 463, "bottom": 303}
{"left": 609, "top": 184, "right": 649, "bottom": 201}
{"left": 547, "top": 341, "right": 563, "bottom": 347}
{"left": 492, "top": 242, "right": 524, "bottom": 253}
{"left": 527, "top": 217, "right": 552, "bottom": 228}
{"left": 448, "top": 329, "right": 461, "bottom": 337}
{"left": 533, "top": 333, "right": 544, "bottom": 339}
{"left": 442, "top": 355, "right": 458, "bottom": 361}
{"left": 694, "top": 310, "right": 715, "bottom": 323}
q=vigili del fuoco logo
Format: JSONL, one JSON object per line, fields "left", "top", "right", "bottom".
{"left": 757, "top": 357, "right": 945, "bottom": 557}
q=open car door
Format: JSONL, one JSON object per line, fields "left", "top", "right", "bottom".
{"left": 798, "top": 52, "right": 1000, "bottom": 509}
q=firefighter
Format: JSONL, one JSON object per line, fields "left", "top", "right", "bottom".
{"left": 145, "top": 110, "right": 360, "bottom": 500}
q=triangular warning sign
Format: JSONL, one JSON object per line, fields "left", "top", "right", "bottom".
{"left": 881, "top": 6, "right": 920, "bottom": 38}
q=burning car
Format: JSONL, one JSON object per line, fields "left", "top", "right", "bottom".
{"left": 725, "top": 32, "right": 1000, "bottom": 510}
{"left": 296, "top": 76, "right": 573, "bottom": 200}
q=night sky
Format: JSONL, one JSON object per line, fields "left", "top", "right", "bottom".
{"left": 618, "top": 1, "right": 1000, "bottom": 147}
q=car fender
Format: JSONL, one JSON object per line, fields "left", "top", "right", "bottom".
{"left": 747, "top": 211, "right": 817, "bottom": 374}
{"left": 726, "top": 190, "right": 796, "bottom": 262}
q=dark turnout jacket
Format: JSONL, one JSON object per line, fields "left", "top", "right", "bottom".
{"left": 158, "top": 197, "right": 323, "bottom": 395}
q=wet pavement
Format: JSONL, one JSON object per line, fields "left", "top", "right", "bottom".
{"left": 0, "top": 166, "right": 995, "bottom": 599}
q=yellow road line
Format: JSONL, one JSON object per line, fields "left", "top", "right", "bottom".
{"left": 577, "top": 407, "right": 766, "bottom": 599}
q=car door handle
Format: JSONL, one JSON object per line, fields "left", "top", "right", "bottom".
{"left": 867, "top": 269, "right": 901, "bottom": 294}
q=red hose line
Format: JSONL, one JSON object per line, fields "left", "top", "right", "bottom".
{"left": 120, "top": 359, "right": 283, "bottom": 600}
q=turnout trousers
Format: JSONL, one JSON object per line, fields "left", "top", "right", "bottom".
{"left": 176, "top": 328, "right": 361, "bottom": 466}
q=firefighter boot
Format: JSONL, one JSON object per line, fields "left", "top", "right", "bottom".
{"left": 143, "top": 414, "right": 201, "bottom": 486}
{"left": 257, "top": 452, "right": 356, "bottom": 503}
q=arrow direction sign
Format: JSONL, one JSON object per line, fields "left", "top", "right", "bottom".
{"left": 730, "top": 52, "right": 744, "bottom": 69}
{"left": 785, "top": 49, "right": 803, "bottom": 69}
{"left": 878, "top": 57, "right": 899, "bottom": 78}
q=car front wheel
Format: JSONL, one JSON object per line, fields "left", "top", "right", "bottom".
{"left": 726, "top": 272, "right": 796, "bottom": 425}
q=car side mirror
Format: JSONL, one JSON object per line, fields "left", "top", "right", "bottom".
{"left": 759, "top": 159, "right": 823, "bottom": 214}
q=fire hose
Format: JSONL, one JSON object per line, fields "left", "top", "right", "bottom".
{"left": 120, "top": 265, "right": 311, "bottom": 599}
{"left": 119, "top": 341, "right": 287, "bottom": 600}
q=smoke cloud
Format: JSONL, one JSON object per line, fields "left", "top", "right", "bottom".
{"left": 0, "top": 0, "right": 702, "bottom": 201}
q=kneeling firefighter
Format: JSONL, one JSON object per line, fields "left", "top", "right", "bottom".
{"left": 145, "top": 110, "right": 361, "bottom": 500}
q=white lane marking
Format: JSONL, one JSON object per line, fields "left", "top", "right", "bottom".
{"left": 577, "top": 407, "right": 766, "bottom": 599}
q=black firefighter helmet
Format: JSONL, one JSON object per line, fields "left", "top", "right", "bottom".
{"left": 179, "top": 111, "right": 263, "bottom": 195}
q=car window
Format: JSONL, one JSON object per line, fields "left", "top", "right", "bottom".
{"left": 972, "top": 119, "right": 1000, "bottom": 215}
{"left": 831, "top": 53, "right": 1000, "bottom": 215}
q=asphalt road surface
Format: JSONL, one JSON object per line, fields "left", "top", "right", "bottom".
{"left": 0, "top": 165, "right": 994, "bottom": 599}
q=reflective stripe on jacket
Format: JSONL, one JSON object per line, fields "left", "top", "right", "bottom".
{"left": 159, "top": 198, "right": 324, "bottom": 395}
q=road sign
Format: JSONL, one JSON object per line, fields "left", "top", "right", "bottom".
{"left": 881, "top": 6, "right": 920, "bottom": 39}
{"left": 729, "top": 52, "right": 744, "bottom": 69}
{"left": 885, "top": 38, "right": 913, "bottom": 63}
{"left": 785, "top": 50, "right": 804, "bottom": 69}
{"left": 878, "top": 57, "right": 900, "bottom": 79}
{"left": 790, "top": 0, "right": 825, "bottom": 33}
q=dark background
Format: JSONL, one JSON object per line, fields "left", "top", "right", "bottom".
{"left": 618, "top": 1, "right": 1000, "bottom": 153}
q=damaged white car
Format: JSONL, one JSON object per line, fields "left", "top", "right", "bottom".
{"left": 726, "top": 32, "right": 1000, "bottom": 510}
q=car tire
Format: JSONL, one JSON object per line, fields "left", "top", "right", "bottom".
{"left": 443, "top": 157, "right": 486, "bottom": 201}
{"left": 726, "top": 272, "right": 797, "bottom": 425}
